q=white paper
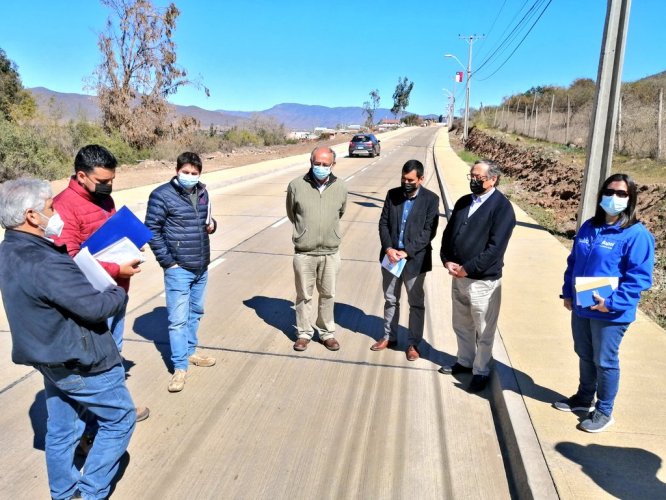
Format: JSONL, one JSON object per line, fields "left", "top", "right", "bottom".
{"left": 381, "top": 254, "right": 406, "bottom": 278}
{"left": 93, "top": 236, "right": 144, "bottom": 264}
{"left": 574, "top": 276, "right": 619, "bottom": 306}
{"left": 73, "top": 247, "right": 117, "bottom": 292}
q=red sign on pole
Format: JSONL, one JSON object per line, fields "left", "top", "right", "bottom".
{"left": 455, "top": 71, "right": 463, "bottom": 83}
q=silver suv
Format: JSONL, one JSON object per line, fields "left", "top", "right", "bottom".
{"left": 349, "top": 134, "right": 381, "bottom": 157}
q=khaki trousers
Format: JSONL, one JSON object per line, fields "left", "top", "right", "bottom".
{"left": 451, "top": 277, "right": 502, "bottom": 376}
{"left": 293, "top": 252, "right": 340, "bottom": 340}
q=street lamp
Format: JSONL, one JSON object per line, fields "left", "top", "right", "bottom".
{"left": 445, "top": 53, "right": 471, "bottom": 141}
{"left": 442, "top": 89, "right": 455, "bottom": 128}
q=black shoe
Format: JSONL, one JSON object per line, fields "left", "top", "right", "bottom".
{"left": 438, "top": 362, "right": 473, "bottom": 375}
{"left": 468, "top": 375, "right": 490, "bottom": 393}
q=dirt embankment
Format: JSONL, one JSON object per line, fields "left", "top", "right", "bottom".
{"left": 463, "top": 127, "right": 666, "bottom": 327}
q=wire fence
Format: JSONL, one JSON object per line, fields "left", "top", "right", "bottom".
{"left": 483, "top": 89, "right": 665, "bottom": 159}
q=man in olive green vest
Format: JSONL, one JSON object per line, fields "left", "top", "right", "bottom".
{"left": 286, "top": 146, "right": 348, "bottom": 352}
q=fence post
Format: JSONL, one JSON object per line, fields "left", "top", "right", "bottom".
{"left": 529, "top": 92, "right": 537, "bottom": 136}
{"left": 534, "top": 106, "right": 539, "bottom": 138}
{"left": 513, "top": 100, "right": 519, "bottom": 133}
{"left": 524, "top": 105, "right": 528, "bottom": 135}
{"left": 547, "top": 94, "right": 555, "bottom": 141}
{"left": 500, "top": 105, "right": 506, "bottom": 130}
{"left": 658, "top": 88, "right": 663, "bottom": 159}
{"left": 565, "top": 95, "right": 571, "bottom": 145}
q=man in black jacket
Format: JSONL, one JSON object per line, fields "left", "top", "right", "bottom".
{"left": 0, "top": 178, "right": 135, "bottom": 500}
{"left": 145, "top": 152, "right": 218, "bottom": 393}
{"left": 439, "top": 160, "right": 516, "bottom": 392}
{"left": 372, "top": 160, "right": 440, "bottom": 361}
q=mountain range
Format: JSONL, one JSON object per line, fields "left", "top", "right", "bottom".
{"left": 28, "top": 87, "right": 428, "bottom": 130}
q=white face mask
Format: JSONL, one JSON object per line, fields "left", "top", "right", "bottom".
{"left": 38, "top": 211, "right": 65, "bottom": 239}
{"left": 178, "top": 172, "right": 200, "bottom": 189}
{"left": 599, "top": 195, "right": 628, "bottom": 216}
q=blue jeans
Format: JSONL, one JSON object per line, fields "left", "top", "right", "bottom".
{"left": 571, "top": 313, "right": 629, "bottom": 416}
{"left": 38, "top": 364, "right": 136, "bottom": 500}
{"left": 107, "top": 294, "right": 128, "bottom": 353}
{"left": 164, "top": 266, "right": 208, "bottom": 370}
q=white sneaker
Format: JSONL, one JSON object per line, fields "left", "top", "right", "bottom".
{"left": 188, "top": 352, "right": 216, "bottom": 367}
{"left": 168, "top": 369, "right": 187, "bottom": 392}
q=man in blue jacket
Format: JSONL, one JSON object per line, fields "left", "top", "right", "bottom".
{"left": 439, "top": 160, "right": 516, "bottom": 392}
{"left": 0, "top": 178, "right": 135, "bottom": 500}
{"left": 145, "top": 152, "right": 218, "bottom": 393}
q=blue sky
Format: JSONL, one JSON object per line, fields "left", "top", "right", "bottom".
{"left": 1, "top": 1, "right": 665, "bottom": 116}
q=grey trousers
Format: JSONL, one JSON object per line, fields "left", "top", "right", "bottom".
{"left": 451, "top": 277, "right": 502, "bottom": 376}
{"left": 293, "top": 252, "right": 340, "bottom": 340}
{"left": 382, "top": 266, "right": 426, "bottom": 346}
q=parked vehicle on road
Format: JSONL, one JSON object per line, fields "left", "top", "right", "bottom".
{"left": 349, "top": 134, "right": 381, "bottom": 157}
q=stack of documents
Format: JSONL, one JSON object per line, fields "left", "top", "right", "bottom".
{"left": 381, "top": 254, "right": 406, "bottom": 278}
{"left": 74, "top": 206, "right": 153, "bottom": 290}
{"left": 575, "top": 276, "right": 619, "bottom": 308}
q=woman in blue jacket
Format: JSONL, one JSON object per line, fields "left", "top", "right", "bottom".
{"left": 555, "top": 173, "right": 654, "bottom": 432}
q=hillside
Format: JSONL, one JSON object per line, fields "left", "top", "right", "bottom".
{"left": 28, "top": 87, "right": 419, "bottom": 130}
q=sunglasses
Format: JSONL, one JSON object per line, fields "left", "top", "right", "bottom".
{"left": 602, "top": 188, "right": 629, "bottom": 198}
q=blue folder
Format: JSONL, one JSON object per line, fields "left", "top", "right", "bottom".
{"left": 576, "top": 284, "right": 614, "bottom": 308}
{"left": 82, "top": 206, "right": 153, "bottom": 255}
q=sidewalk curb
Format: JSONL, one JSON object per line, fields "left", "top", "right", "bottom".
{"left": 431, "top": 127, "right": 559, "bottom": 499}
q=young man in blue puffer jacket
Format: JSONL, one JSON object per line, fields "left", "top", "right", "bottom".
{"left": 145, "top": 152, "right": 218, "bottom": 393}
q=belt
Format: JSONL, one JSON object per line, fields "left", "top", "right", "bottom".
{"left": 38, "top": 360, "right": 88, "bottom": 371}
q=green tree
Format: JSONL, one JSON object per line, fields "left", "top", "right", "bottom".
{"left": 362, "top": 89, "right": 381, "bottom": 128}
{"left": 0, "top": 48, "right": 36, "bottom": 122}
{"left": 401, "top": 114, "right": 422, "bottom": 126}
{"left": 391, "top": 77, "right": 414, "bottom": 119}
{"left": 93, "top": 0, "right": 207, "bottom": 148}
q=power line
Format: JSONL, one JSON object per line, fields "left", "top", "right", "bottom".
{"left": 476, "top": 0, "right": 553, "bottom": 82}
{"left": 474, "top": 0, "right": 548, "bottom": 75}
{"left": 474, "top": 0, "right": 514, "bottom": 61}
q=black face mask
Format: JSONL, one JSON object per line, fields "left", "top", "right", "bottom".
{"left": 402, "top": 182, "right": 417, "bottom": 194}
{"left": 469, "top": 179, "right": 485, "bottom": 195}
{"left": 93, "top": 182, "right": 113, "bottom": 198}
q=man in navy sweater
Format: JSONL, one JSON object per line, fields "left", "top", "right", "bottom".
{"left": 439, "top": 160, "right": 516, "bottom": 392}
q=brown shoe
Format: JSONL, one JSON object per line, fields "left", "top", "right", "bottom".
{"left": 294, "top": 338, "right": 310, "bottom": 351}
{"left": 370, "top": 339, "right": 397, "bottom": 351}
{"left": 406, "top": 345, "right": 420, "bottom": 361}
{"left": 323, "top": 338, "right": 340, "bottom": 351}
{"left": 135, "top": 406, "right": 150, "bottom": 422}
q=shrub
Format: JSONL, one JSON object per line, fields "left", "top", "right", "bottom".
{"left": 0, "top": 118, "right": 70, "bottom": 181}
{"left": 223, "top": 127, "right": 262, "bottom": 147}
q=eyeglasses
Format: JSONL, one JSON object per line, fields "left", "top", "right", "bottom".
{"left": 466, "top": 174, "right": 488, "bottom": 182}
{"left": 602, "top": 188, "right": 629, "bottom": 198}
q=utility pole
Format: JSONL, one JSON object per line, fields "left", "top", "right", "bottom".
{"left": 460, "top": 34, "right": 484, "bottom": 142}
{"left": 577, "top": 0, "right": 631, "bottom": 229}
{"left": 446, "top": 35, "right": 484, "bottom": 142}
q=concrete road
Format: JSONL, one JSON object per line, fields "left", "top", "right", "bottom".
{"left": 0, "top": 127, "right": 511, "bottom": 499}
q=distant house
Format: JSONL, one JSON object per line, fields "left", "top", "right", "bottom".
{"left": 313, "top": 127, "right": 336, "bottom": 137}
{"left": 287, "top": 131, "right": 311, "bottom": 140}
{"left": 378, "top": 118, "right": 401, "bottom": 129}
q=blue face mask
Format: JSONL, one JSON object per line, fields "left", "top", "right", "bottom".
{"left": 599, "top": 195, "right": 628, "bottom": 216}
{"left": 178, "top": 172, "right": 199, "bottom": 189}
{"left": 312, "top": 165, "right": 331, "bottom": 181}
